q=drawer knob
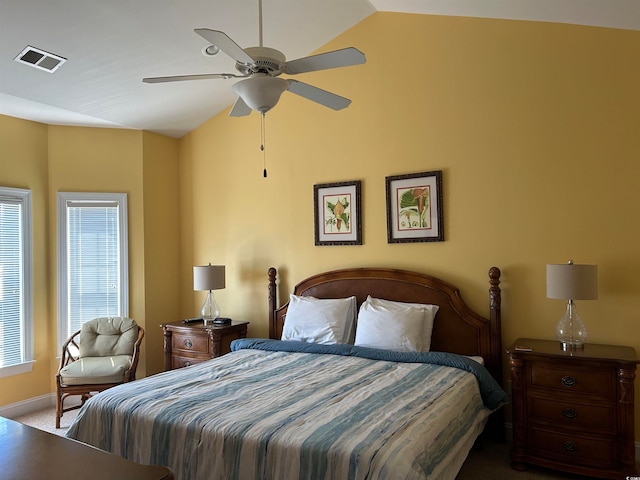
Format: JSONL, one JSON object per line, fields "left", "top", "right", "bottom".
{"left": 562, "top": 408, "right": 577, "bottom": 419}
{"left": 184, "top": 339, "right": 193, "bottom": 348}
{"left": 184, "top": 361, "right": 191, "bottom": 367}
{"left": 561, "top": 376, "right": 577, "bottom": 387}
{"left": 563, "top": 441, "right": 578, "bottom": 452}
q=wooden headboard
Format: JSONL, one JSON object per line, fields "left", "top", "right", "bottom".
{"left": 267, "top": 266, "right": 503, "bottom": 388}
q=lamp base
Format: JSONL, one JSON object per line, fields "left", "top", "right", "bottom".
{"left": 559, "top": 340, "right": 585, "bottom": 351}
{"left": 555, "top": 300, "right": 587, "bottom": 351}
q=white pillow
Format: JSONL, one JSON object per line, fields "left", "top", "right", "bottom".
{"left": 466, "top": 356, "right": 484, "bottom": 365}
{"left": 362, "top": 296, "right": 439, "bottom": 352}
{"left": 281, "top": 295, "right": 356, "bottom": 345}
{"left": 354, "top": 300, "right": 425, "bottom": 352}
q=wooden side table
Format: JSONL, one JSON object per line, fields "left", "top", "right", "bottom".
{"left": 507, "top": 338, "right": 638, "bottom": 479}
{"left": 162, "top": 320, "right": 249, "bottom": 370}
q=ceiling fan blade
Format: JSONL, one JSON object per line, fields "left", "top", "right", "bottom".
{"left": 284, "top": 47, "right": 365, "bottom": 75}
{"left": 286, "top": 80, "right": 351, "bottom": 111}
{"left": 143, "top": 73, "right": 240, "bottom": 83}
{"left": 194, "top": 29, "right": 255, "bottom": 65}
{"left": 229, "top": 96, "right": 252, "bottom": 117}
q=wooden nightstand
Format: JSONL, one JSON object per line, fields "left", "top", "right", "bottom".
{"left": 507, "top": 338, "right": 638, "bottom": 479}
{"left": 162, "top": 320, "right": 249, "bottom": 370}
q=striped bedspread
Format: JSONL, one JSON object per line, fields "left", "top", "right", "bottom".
{"left": 66, "top": 340, "right": 505, "bottom": 480}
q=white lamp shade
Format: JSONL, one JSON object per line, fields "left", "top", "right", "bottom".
{"left": 546, "top": 263, "right": 598, "bottom": 300}
{"left": 193, "top": 265, "right": 225, "bottom": 291}
{"left": 232, "top": 76, "right": 289, "bottom": 114}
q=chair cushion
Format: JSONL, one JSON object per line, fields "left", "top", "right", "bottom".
{"left": 79, "top": 317, "right": 139, "bottom": 357}
{"left": 59, "top": 355, "right": 133, "bottom": 385}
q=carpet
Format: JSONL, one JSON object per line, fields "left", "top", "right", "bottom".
{"left": 457, "top": 437, "right": 594, "bottom": 480}
{"left": 13, "top": 406, "right": 78, "bottom": 436}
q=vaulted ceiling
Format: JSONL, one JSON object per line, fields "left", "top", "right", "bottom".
{"left": 1, "top": 0, "right": 638, "bottom": 138}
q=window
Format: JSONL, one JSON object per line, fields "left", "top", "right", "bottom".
{"left": 0, "top": 187, "right": 33, "bottom": 378}
{"left": 57, "top": 193, "right": 128, "bottom": 346}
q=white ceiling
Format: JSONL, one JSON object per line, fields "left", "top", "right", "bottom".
{"left": 1, "top": 0, "right": 638, "bottom": 138}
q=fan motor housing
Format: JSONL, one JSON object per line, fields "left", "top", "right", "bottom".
{"left": 237, "top": 46, "right": 286, "bottom": 75}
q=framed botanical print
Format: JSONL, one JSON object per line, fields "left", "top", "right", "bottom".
{"left": 385, "top": 170, "right": 444, "bottom": 243}
{"left": 314, "top": 180, "right": 362, "bottom": 246}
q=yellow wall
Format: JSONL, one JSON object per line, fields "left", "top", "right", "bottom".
{"left": 1, "top": 11, "right": 640, "bottom": 439}
{"left": 47, "top": 127, "right": 181, "bottom": 378}
{"left": 179, "top": 13, "right": 640, "bottom": 435}
{"left": 47, "top": 126, "right": 149, "bottom": 381}
{"left": 0, "top": 120, "right": 179, "bottom": 406}
{"left": 0, "top": 116, "right": 51, "bottom": 402}
{"left": 141, "top": 131, "right": 182, "bottom": 375}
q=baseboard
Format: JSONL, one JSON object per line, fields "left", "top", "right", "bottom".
{"left": 0, "top": 393, "right": 55, "bottom": 419}
{"left": 505, "top": 422, "right": 640, "bottom": 466}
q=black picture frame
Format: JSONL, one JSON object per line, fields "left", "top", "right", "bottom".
{"left": 314, "top": 180, "right": 362, "bottom": 246}
{"left": 385, "top": 170, "right": 444, "bottom": 243}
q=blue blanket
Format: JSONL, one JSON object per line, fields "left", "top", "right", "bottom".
{"left": 232, "top": 338, "right": 508, "bottom": 410}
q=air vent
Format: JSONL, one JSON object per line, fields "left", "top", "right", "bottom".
{"left": 14, "top": 45, "right": 66, "bottom": 73}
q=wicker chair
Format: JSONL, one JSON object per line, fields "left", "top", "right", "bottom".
{"left": 55, "top": 317, "right": 144, "bottom": 428}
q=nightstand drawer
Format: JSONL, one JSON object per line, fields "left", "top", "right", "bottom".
{"left": 529, "top": 364, "right": 613, "bottom": 398}
{"left": 163, "top": 320, "right": 249, "bottom": 372}
{"left": 528, "top": 396, "right": 615, "bottom": 434}
{"left": 171, "top": 354, "right": 208, "bottom": 369}
{"left": 172, "top": 333, "right": 209, "bottom": 354}
{"left": 528, "top": 426, "right": 616, "bottom": 469}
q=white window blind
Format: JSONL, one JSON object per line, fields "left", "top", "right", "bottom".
{"left": 0, "top": 187, "right": 33, "bottom": 375}
{"left": 58, "top": 193, "right": 128, "bottom": 344}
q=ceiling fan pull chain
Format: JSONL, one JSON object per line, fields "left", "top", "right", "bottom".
{"left": 261, "top": 112, "right": 267, "bottom": 177}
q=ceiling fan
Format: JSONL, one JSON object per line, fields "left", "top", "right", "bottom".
{"left": 143, "top": 0, "right": 366, "bottom": 117}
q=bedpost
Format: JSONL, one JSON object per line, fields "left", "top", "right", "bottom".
{"left": 488, "top": 266, "right": 505, "bottom": 442}
{"left": 488, "top": 266, "right": 502, "bottom": 383}
{"left": 268, "top": 267, "right": 277, "bottom": 339}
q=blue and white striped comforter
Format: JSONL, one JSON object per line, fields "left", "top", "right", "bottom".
{"left": 66, "top": 340, "right": 506, "bottom": 480}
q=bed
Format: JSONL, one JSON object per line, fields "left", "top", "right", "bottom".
{"left": 66, "top": 266, "right": 507, "bottom": 480}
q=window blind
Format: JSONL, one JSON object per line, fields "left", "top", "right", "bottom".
{"left": 66, "top": 203, "right": 121, "bottom": 336}
{"left": 0, "top": 200, "right": 24, "bottom": 367}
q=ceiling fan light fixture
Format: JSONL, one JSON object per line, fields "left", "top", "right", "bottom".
{"left": 232, "top": 76, "right": 288, "bottom": 114}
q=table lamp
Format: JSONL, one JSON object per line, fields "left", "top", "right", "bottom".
{"left": 193, "top": 264, "right": 225, "bottom": 325}
{"left": 546, "top": 260, "right": 598, "bottom": 350}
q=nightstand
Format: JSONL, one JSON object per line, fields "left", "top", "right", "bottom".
{"left": 162, "top": 320, "right": 249, "bottom": 370}
{"left": 507, "top": 338, "right": 638, "bottom": 479}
